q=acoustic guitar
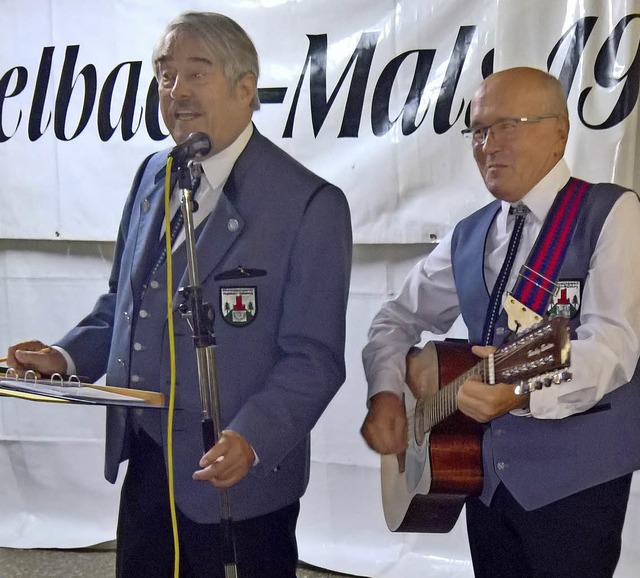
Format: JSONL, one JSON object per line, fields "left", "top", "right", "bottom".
{"left": 381, "top": 316, "right": 571, "bottom": 533}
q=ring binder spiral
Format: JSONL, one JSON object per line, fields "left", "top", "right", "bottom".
{"left": 0, "top": 367, "right": 165, "bottom": 408}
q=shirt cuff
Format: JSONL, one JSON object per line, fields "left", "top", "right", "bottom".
{"left": 50, "top": 345, "right": 76, "bottom": 376}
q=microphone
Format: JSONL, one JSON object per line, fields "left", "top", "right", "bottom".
{"left": 169, "top": 132, "right": 212, "bottom": 165}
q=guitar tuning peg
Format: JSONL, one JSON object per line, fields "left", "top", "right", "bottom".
{"left": 532, "top": 380, "right": 543, "bottom": 391}
{"left": 542, "top": 377, "right": 553, "bottom": 387}
{"left": 514, "top": 382, "right": 527, "bottom": 396}
{"left": 551, "top": 371, "right": 572, "bottom": 385}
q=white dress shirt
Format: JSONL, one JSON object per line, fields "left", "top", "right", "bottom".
{"left": 363, "top": 159, "right": 640, "bottom": 419}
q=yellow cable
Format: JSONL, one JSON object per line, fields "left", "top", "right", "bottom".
{"left": 163, "top": 157, "right": 180, "bottom": 578}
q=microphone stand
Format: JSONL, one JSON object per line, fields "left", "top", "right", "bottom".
{"left": 175, "top": 160, "right": 238, "bottom": 578}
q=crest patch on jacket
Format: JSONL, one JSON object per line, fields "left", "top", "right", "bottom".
{"left": 220, "top": 287, "right": 257, "bottom": 326}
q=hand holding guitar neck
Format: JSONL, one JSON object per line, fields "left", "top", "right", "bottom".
{"left": 457, "top": 344, "right": 531, "bottom": 423}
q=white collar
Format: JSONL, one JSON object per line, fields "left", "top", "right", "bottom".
{"left": 199, "top": 122, "right": 253, "bottom": 191}
{"left": 499, "top": 159, "right": 571, "bottom": 226}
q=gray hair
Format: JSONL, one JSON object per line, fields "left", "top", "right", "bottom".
{"left": 152, "top": 12, "right": 260, "bottom": 111}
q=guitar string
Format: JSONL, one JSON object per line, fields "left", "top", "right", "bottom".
{"left": 420, "top": 362, "right": 484, "bottom": 432}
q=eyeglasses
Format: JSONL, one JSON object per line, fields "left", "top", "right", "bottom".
{"left": 461, "top": 115, "right": 559, "bottom": 145}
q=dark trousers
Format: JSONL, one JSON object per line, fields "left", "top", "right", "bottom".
{"left": 465, "top": 475, "right": 632, "bottom": 578}
{"left": 116, "top": 430, "right": 299, "bottom": 578}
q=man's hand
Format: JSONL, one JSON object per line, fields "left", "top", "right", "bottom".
{"left": 457, "top": 345, "right": 530, "bottom": 423}
{"left": 193, "top": 430, "right": 255, "bottom": 489}
{"left": 360, "top": 391, "right": 408, "bottom": 455}
{"left": 6, "top": 340, "right": 67, "bottom": 377}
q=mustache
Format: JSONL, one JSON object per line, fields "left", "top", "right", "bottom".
{"left": 171, "top": 100, "right": 202, "bottom": 114}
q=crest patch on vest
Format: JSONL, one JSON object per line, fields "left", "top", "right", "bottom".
{"left": 220, "top": 287, "right": 257, "bottom": 326}
{"left": 547, "top": 280, "right": 581, "bottom": 319}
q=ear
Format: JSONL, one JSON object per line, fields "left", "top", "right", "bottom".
{"left": 556, "top": 115, "right": 570, "bottom": 143}
{"left": 235, "top": 73, "right": 257, "bottom": 107}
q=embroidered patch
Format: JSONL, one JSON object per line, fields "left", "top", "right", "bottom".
{"left": 547, "top": 280, "right": 581, "bottom": 319}
{"left": 220, "top": 287, "right": 257, "bottom": 326}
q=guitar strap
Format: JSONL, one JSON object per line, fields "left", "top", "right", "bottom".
{"left": 503, "top": 177, "right": 592, "bottom": 332}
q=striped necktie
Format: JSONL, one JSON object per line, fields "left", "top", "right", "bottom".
{"left": 149, "top": 176, "right": 201, "bottom": 277}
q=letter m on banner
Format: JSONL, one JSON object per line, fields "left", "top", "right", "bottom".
{"left": 283, "top": 32, "right": 380, "bottom": 138}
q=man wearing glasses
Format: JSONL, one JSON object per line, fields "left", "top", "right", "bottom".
{"left": 361, "top": 67, "right": 640, "bottom": 577}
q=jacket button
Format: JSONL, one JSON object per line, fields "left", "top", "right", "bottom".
{"left": 133, "top": 342, "right": 143, "bottom": 351}
{"left": 227, "top": 218, "right": 239, "bottom": 232}
{"left": 139, "top": 310, "right": 149, "bottom": 318}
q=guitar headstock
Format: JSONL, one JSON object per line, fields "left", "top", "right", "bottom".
{"left": 493, "top": 316, "right": 571, "bottom": 394}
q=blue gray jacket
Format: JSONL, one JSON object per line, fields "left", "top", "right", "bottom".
{"left": 56, "top": 127, "right": 352, "bottom": 523}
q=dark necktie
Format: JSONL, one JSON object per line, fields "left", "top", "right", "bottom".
{"left": 481, "top": 203, "right": 529, "bottom": 346}
{"left": 149, "top": 210, "right": 185, "bottom": 277}
{"left": 149, "top": 176, "right": 201, "bottom": 277}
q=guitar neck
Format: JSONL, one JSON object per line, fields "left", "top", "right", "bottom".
{"left": 413, "top": 317, "right": 571, "bottom": 434}
{"left": 417, "top": 360, "right": 485, "bottom": 432}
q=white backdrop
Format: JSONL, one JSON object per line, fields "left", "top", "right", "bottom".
{"left": 2, "top": 242, "right": 639, "bottom": 577}
{"left": 0, "top": 0, "right": 639, "bottom": 242}
{"left": 1, "top": 1, "right": 640, "bottom": 577}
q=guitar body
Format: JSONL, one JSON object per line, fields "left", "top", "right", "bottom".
{"left": 381, "top": 341, "right": 483, "bottom": 533}
{"left": 380, "top": 317, "right": 571, "bottom": 533}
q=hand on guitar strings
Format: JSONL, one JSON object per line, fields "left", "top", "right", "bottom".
{"left": 360, "top": 391, "right": 408, "bottom": 455}
{"left": 456, "top": 345, "right": 530, "bottom": 423}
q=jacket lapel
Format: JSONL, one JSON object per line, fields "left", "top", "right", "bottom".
{"left": 130, "top": 163, "right": 177, "bottom": 291}
{"left": 174, "top": 171, "right": 244, "bottom": 296}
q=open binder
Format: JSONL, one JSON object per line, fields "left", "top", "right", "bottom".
{"left": 0, "top": 368, "right": 165, "bottom": 408}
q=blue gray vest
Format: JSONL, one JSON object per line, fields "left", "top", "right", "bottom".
{"left": 451, "top": 181, "right": 640, "bottom": 510}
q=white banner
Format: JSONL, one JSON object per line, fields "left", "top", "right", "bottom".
{"left": 0, "top": 0, "right": 638, "bottom": 242}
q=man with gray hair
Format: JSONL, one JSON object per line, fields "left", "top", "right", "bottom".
{"left": 7, "top": 11, "right": 352, "bottom": 577}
